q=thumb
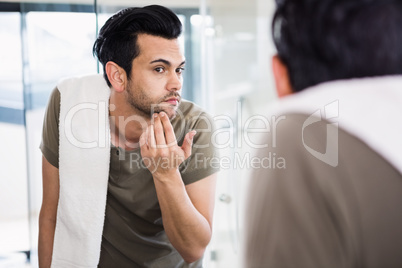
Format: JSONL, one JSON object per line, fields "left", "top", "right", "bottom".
{"left": 181, "top": 130, "right": 196, "bottom": 159}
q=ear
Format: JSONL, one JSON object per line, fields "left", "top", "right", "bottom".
{"left": 105, "top": 61, "right": 127, "bottom": 93}
{"left": 272, "top": 55, "right": 294, "bottom": 98}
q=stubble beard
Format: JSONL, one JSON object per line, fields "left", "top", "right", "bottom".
{"left": 125, "top": 84, "right": 180, "bottom": 120}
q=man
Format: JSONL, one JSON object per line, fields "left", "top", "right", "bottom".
{"left": 244, "top": 0, "right": 402, "bottom": 267}
{"left": 39, "top": 5, "right": 218, "bottom": 268}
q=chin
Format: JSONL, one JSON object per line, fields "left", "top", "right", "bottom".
{"left": 154, "top": 103, "right": 179, "bottom": 119}
{"left": 166, "top": 109, "right": 177, "bottom": 120}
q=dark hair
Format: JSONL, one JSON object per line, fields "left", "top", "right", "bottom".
{"left": 93, "top": 5, "right": 182, "bottom": 87}
{"left": 272, "top": 0, "right": 402, "bottom": 92}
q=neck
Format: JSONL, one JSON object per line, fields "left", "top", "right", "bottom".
{"left": 109, "top": 93, "right": 151, "bottom": 151}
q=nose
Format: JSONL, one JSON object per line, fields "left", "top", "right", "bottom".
{"left": 166, "top": 71, "right": 182, "bottom": 92}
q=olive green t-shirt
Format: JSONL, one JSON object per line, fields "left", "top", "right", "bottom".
{"left": 40, "top": 88, "right": 219, "bottom": 267}
{"left": 244, "top": 114, "right": 402, "bottom": 268}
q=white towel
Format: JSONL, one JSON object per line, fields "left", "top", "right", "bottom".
{"left": 52, "top": 74, "right": 111, "bottom": 268}
{"left": 267, "top": 75, "right": 402, "bottom": 174}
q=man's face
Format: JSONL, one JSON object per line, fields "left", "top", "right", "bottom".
{"left": 125, "top": 34, "right": 185, "bottom": 120}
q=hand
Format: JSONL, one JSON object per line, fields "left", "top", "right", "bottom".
{"left": 140, "top": 112, "right": 196, "bottom": 177}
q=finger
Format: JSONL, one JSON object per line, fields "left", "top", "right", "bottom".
{"left": 145, "top": 127, "right": 149, "bottom": 146}
{"left": 181, "top": 130, "right": 196, "bottom": 159}
{"left": 159, "top": 112, "right": 177, "bottom": 146}
{"left": 149, "top": 123, "right": 156, "bottom": 149}
{"left": 153, "top": 113, "right": 166, "bottom": 146}
{"left": 139, "top": 130, "right": 147, "bottom": 149}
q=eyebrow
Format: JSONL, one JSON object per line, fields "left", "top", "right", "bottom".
{"left": 149, "top": 59, "right": 186, "bottom": 67}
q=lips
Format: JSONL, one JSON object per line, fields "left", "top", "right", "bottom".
{"left": 164, "top": 97, "right": 180, "bottom": 106}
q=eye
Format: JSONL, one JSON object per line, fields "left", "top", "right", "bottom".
{"left": 176, "top": 67, "right": 185, "bottom": 74}
{"left": 155, "top": 67, "right": 165, "bottom": 73}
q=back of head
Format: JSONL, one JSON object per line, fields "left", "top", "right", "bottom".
{"left": 272, "top": 0, "right": 402, "bottom": 92}
{"left": 93, "top": 5, "right": 182, "bottom": 87}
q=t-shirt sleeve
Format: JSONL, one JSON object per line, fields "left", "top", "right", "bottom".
{"left": 40, "top": 87, "right": 60, "bottom": 168}
{"left": 179, "top": 112, "right": 220, "bottom": 185}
